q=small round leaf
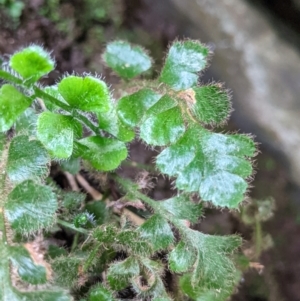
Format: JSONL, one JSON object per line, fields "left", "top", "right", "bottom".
{"left": 0, "top": 84, "right": 32, "bottom": 132}
{"left": 10, "top": 45, "right": 55, "bottom": 84}
{"left": 37, "top": 112, "right": 82, "bottom": 159}
{"left": 103, "top": 41, "right": 152, "bottom": 79}
{"left": 58, "top": 76, "right": 110, "bottom": 112}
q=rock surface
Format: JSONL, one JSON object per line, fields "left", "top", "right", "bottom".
{"left": 169, "top": 0, "right": 300, "bottom": 185}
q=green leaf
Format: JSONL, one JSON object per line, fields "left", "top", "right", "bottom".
{"left": 132, "top": 258, "right": 167, "bottom": 298}
{"left": 0, "top": 84, "right": 32, "bottom": 132}
{"left": 52, "top": 256, "right": 83, "bottom": 287}
{"left": 107, "top": 256, "right": 140, "bottom": 290}
{"left": 9, "top": 45, "right": 54, "bottom": 84}
{"left": 184, "top": 229, "right": 241, "bottom": 295}
{"left": 97, "top": 104, "right": 135, "bottom": 142}
{"left": 62, "top": 191, "right": 86, "bottom": 211}
{"left": 191, "top": 85, "right": 231, "bottom": 124}
{"left": 89, "top": 284, "right": 116, "bottom": 301}
{"left": 160, "top": 40, "right": 209, "bottom": 90}
{"left": 7, "top": 135, "right": 50, "bottom": 183}
{"left": 138, "top": 214, "right": 174, "bottom": 251}
{"left": 37, "top": 111, "right": 82, "bottom": 159}
{"left": 140, "top": 95, "right": 185, "bottom": 146}
{"left": 180, "top": 273, "right": 233, "bottom": 301}
{"left": 60, "top": 157, "right": 81, "bottom": 174}
{"left": 117, "top": 88, "right": 161, "bottom": 127}
{"left": 160, "top": 195, "right": 202, "bottom": 223}
{"left": 58, "top": 76, "right": 110, "bottom": 112}
{"left": 116, "top": 230, "right": 153, "bottom": 256}
{"left": 9, "top": 246, "right": 47, "bottom": 284}
{"left": 4, "top": 180, "right": 57, "bottom": 234}
{"left": 168, "top": 241, "right": 196, "bottom": 273}
{"left": 103, "top": 41, "right": 152, "bottom": 79}
{"left": 77, "top": 136, "right": 127, "bottom": 171}
{"left": 14, "top": 108, "right": 38, "bottom": 136}
{"left": 43, "top": 86, "right": 67, "bottom": 111}
{"left": 156, "top": 126, "right": 255, "bottom": 207}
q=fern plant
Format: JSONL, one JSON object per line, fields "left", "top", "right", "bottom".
{"left": 0, "top": 39, "right": 256, "bottom": 300}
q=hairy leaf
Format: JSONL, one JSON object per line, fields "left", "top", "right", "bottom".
{"left": 58, "top": 76, "right": 110, "bottom": 112}
{"left": 89, "top": 284, "right": 116, "bottom": 301}
{"left": 168, "top": 241, "right": 196, "bottom": 273}
{"left": 191, "top": 85, "right": 231, "bottom": 124}
{"left": 37, "top": 111, "right": 82, "bottom": 159}
{"left": 160, "top": 40, "right": 209, "bottom": 90}
{"left": 138, "top": 214, "right": 174, "bottom": 251}
{"left": 7, "top": 135, "right": 50, "bottom": 183}
{"left": 160, "top": 195, "right": 202, "bottom": 223}
{"left": 4, "top": 180, "right": 57, "bottom": 234}
{"left": 77, "top": 136, "right": 127, "bottom": 171}
{"left": 0, "top": 84, "right": 32, "bottom": 132}
{"left": 116, "top": 230, "right": 152, "bottom": 256}
{"left": 60, "top": 157, "right": 81, "bottom": 175}
{"left": 157, "top": 126, "right": 255, "bottom": 207}
{"left": 103, "top": 41, "right": 152, "bottom": 79}
{"left": 9, "top": 45, "right": 54, "bottom": 84}
{"left": 14, "top": 108, "right": 38, "bottom": 136}
{"left": 117, "top": 88, "right": 161, "bottom": 127}
{"left": 97, "top": 104, "right": 135, "bottom": 142}
{"left": 107, "top": 256, "right": 140, "bottom": 290}
{"left": 52, "top": 256, "right": 83, "bottom": 287}
{"left": 9, "top": 246, "right": 47, "bottom": 284}
{"left": 140, "top": 95, "right": 185, "bottom": 146}
{"left": 184, "top": 229, "right": 241, "bottom": 294}
{"left": 180, "top": 273, "right": 238, "bottom": 301}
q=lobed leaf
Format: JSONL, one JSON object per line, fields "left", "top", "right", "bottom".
{"left": 168, "top": 241, "right": 196, "bottom": 273}
{"left": 7, "top": 135, "right": 50, "bottom": 183}
{"left": 183, "top": 229, "right": 241, "bottom": 295}
{"left": 9, "top": 45, "right": 55, "bottom": 84}
{"left": 180, "top": 273, "right": 234, "bottom": 301}
{"left": 37, "top": 111, "right": 82, "bottom": 159}
{"left": 160, "top": 195, "right": 202, "bottom": 223}
{"left": 138, "top": 214, "right": 174, "bottom": 251}
{"left": 77, "top": 136, "right": 127, "bottom": 171}
{"left": 117, "top": 88, "right": 161, "bottom": 127}
{"left": 160, "top": 40, "right": 209, "bottom": 90}
{"left": 157, "top": 126, "right": 255, "bottom": 208}
{"left": 0, "top": 84, "right": 32, "bottom": 132}
{"left": 140, "top": 94, "right": 185, "bottom": 146}
{"left": 103, "top": 41, "right": 152, "bottom": 79}
{"left": 107, "top": 256, "right": 140, "bottom": 290}
{"left": 58, "top": 76, "right": 110, "bottom": 112}
{"left": 191, "top": 85, "right": 231, "bottom": 125}
{"left": 4, "top": 180, "right": 57, "bottom": 234}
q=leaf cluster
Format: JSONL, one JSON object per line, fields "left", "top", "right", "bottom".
{"left": 0, "top": 38, "right": 257, "bottom": 300}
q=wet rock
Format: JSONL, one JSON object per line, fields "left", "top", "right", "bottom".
{"left": 170, "top": 0, "right": 300, "bottom": 186}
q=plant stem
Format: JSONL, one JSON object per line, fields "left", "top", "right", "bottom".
{"left": 33, "top": 87, "right": 100, "bottom": 134}
{"left": 0, "top": 69, "right": 100, "bottom": 135}
{"left": 57, "top": 218, "right": 89, "bottom": 235}
{"left": 0, "top": 70, "right": 23, "bottom": 85}
{"left": 254, "top": 216, "right": 262, "bottom": 259}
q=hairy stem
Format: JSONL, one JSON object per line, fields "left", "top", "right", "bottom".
{"left": 57, "top": 218, "right": 89, "bottom": 235}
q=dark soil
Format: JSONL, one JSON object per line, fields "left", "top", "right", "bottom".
{"left": 1, "top": 1, "right": 300, "bottom": 300}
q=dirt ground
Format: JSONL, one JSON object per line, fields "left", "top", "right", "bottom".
{"left": 1, "top": 1, "right": 300, "bottom": 300}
